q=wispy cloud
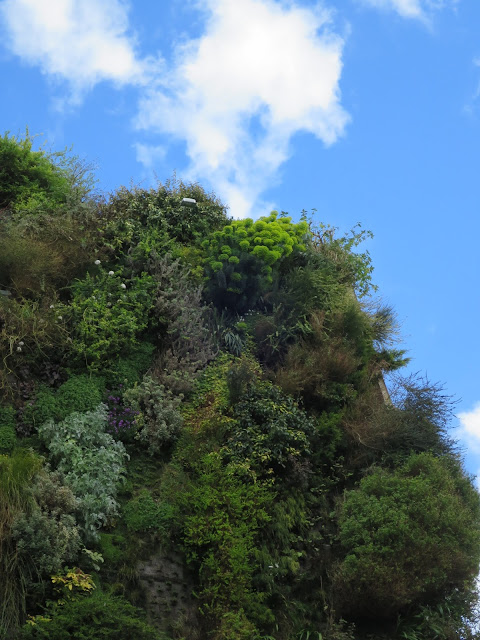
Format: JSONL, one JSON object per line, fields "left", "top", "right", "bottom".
{"left": 135, "top": 0, "right": 349, "bottom": 217}
{"left": 458, "top": 403, "right": 480, "bottom": 453}
{"left": 134, "top": 142, "right": 167, "bottom": 184}
{"left": 464, "top": 58, "right": 480, "bottom": 117}
{"left": 0, "top": 0, "right": 153, "bottom": 101}
{"left": 357, "top": 0, "right": 456, "bottom": 21}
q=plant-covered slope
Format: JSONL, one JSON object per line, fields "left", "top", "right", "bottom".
{"left": 1, "top": 132, "right": 479, "bottom": 640}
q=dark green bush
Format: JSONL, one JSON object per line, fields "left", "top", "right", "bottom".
{"left": 19, "top": 590, "right": 165, "bottom": 639}
{"left": 98, "top": 533, "right": 126, "bottom": 565}
{"left": 55, "top": 374, "right": 104, "bottom": 419}
{"left": 123, "top": 488, "right": 174, "bottom": 533}
{"left": 101, "top": 175, "right": 228, "bottom": 246}
{"left": 0, "top": 405, "right": 15, "bottom": 429}
{"left": 22, "top": 386, "right": 57, "bottom": 430}
{"left": 0, "top": 405, "right": 16, "bottom": 452}
{"left": 335, "top": 452, "right": 480, "bottom": 619}
{"left": 22, "top": 375, "right": 104, "bottom": 432}
{"left": 105, "top": 341, "right": 155, "bottom": 389}
{"left": 0, "top": 425, "right": 16, "bottom": 453}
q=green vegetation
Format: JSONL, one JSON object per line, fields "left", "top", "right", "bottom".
{"left": 38, "top": 405, "right": 128, "bottom": 539}
{"left": 19, "top": 589, "right": 164, "bottom": 640}
{"left": 1, "top": 131, "right": 479, "bottom": 640}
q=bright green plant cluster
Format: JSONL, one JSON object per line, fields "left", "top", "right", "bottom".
{"left": 38, "top": 405, "right": 128, "bottom": 539}
{"left": 68, "top": 269, "right": 156, "bottom": 369}
{"left": 23, "top": 375, "right": 105, "bottom": 430}
{"left": 203, "top": 211, "right": 309, "bottom": 311}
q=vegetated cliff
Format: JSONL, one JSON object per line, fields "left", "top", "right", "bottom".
{"left": 1, "top": 131, "right": 479, "bottom": 640}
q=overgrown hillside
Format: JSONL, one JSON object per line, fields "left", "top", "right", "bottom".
{"left": 1, "top": 132, "right": 479, "bottom": 640}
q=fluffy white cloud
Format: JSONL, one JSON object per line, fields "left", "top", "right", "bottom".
{"left": 458, "top": 403, "right": 480, "bottom": 452}
{"left": 0, "top": 0, "right": 349, "bottom": 217}
{"left": 135, "top": 0, "right": 349, "bottom": 217}
{"left": 357, "top": 0, "right": 455, "bottom": 20}
{"left": 0, "top": 0, "right": 148, "bottom": 97}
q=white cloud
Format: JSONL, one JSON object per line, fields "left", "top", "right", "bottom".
{"left": 357, "top": 0, "right": 455, "bottom": 21}
{"left": 135, "top": 0, "right": 349, "bottom": 217}
{"left": 458, "top": 403, "right": 480, "bottom": 453}
{"left": 0, "top": 0, "right": 349, "bottom": 217}
{"left": 0, "top": 0, "right": 150, "bottom": 99}
{"left": 134, "top": 142, "right": 166, "bottom": 170}
{"left": 133, "top": 142, "right": 167, "bottom": 184}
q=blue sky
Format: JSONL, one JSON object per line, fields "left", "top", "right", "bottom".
{"left": 1, "top": 0, "right": 480, "bottom": 477}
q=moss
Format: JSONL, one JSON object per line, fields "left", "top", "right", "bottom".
{"left": 123, "top": 489, "right": 174, "bottom": 534}
{"left": 99, "top": 533, "right": 127, "bottom": 565}
{"left": 105, "top": 342, "right": 155, "bottom": 389}
{"left": 0, "top": 405, "right": 15, "bottom": 429}
{"left": 0, "top": 425, "right": 16, "bottom": 453}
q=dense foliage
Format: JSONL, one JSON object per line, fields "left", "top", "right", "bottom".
{"left": 1, "top": 132, "right": 479, "bottom": 640}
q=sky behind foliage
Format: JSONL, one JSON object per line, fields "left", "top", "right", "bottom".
{"left": 1, "top": 0, "right": 480, "bottom": 479}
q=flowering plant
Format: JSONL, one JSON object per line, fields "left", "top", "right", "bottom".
{"left": 106, "top": 390, "right": 139, "bottom": 443}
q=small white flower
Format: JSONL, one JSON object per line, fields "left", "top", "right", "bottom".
{"left": 107, "top": 302, "right": 112, "bottom": 307}
{"left": 16, "top": 346, "right": 22, "bottom": 352}
{"left": 120, "top": 283, "right": 127, "bottom": 289}
{"left": 94, "top": 259, "right": 101, "bottom": 265}
{"left": 18, "top": 341, "right": 24, "bottom": 346}
{"left": 49, "top": 304, "right": 55, "bottom": 309}
{"left": 57, "top": 316, "right": 63, "bottom": 321}
{"left": 108, "top": 271, "right": 114, "bottom": 276}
